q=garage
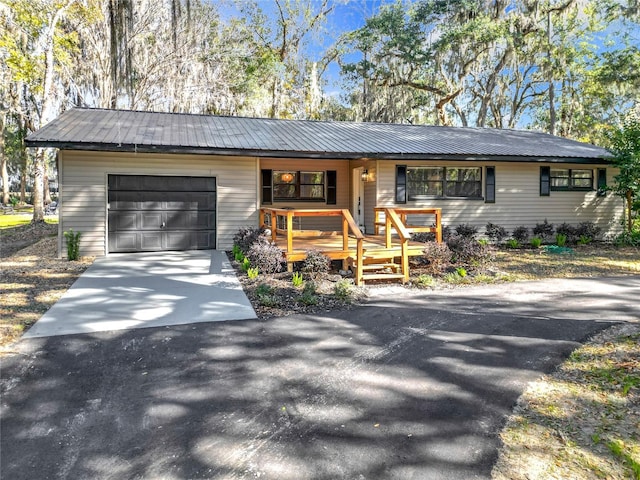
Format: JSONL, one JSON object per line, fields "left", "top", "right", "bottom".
{"left": 108, "top": 175, "right": 216, "bottom": 253}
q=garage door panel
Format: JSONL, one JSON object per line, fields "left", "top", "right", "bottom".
{"left": 110, "top": 232, "right": 137, "bottom": 251}
{"left": 108, "top": 175, "right": 216, "bottom": 253}
{"left": 140, "top": 212, "right": 163, "bottom": 230}
{"left": 108, "top": 211, "right": 137, "bottom": 231}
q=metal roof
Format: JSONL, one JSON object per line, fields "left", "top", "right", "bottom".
{"left": 25, "top": 108, "right": 611, "bottom": 162}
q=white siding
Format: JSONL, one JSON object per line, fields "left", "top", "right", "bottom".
{"left": 59, "top": 150, "right": 258, "bottom": 257}
{"left": 376, "top": 160, "right": 623, "bottom": 237}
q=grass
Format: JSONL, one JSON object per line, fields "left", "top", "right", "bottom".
{"left": 0, "top": 214, "right": 58, "bottom": 228}
{"left": 493, "top": 324, "right": 640, "bottom": 480}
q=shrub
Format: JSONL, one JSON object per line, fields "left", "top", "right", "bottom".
{"left": 441, "top": 225, "right": 453, "bottom": 241}
{"left": 292, "top": 272, "right": 304, "bottom": 287}
{"left": 533, "top": 219, "right": 554, "bottom": 241}
{"left": 575, "top": 222, "right": 601, "bottom": 241}
{"left": 247, "top": 238, "right": 284, "bottom": 274}
{"left": 455, "top": 267, "right": 467, "bottom": 278}
{"left": 416, "top": 274, "right": 435, "bottom": 287}
{"left": 485, "top": 222, "right": 508, "bottom": 243}
{"left": 506, "top": 238, "right": 520, "bottom": 249}
{"left": 577, "top": 235, "right": 592, "bottom": 245}
{"left": 446, "top": 235, "right": 494, "bottom": 268}
{"left": 333, "top": 279, "right": 353, "bottom": 301}
{"left": 455, "top": 223, "right": 479, "bottom": 239}
{"left": 443, "top": 271, "right": 467, "bottom": 284}
{"left": 478, "top": 238, "right": 489, "bottom": 246}
{"left": 64, "top": 229, "right": 81, "bottom": 261}
{"left": 241, "top": 257, "right": 251, "bottom": 272}
{"left": 530, "top": 236, "right": 542, "bottom": 248}
{"left": 302, "top": 250, "right": 331, "bottom": 275}
{"left": 556, "top": 233, "right": 568, "bottom": 247}
{"left": 255, "top": 283, "right": 279, "bottom": 307}
{"left": 614, "top": 230, "right": 640, "bottom": 246}
{"left": 298, "top": 281, "right": 318, "bottom": 305}
{"left": 512, "top": 226, "right": 529, "bottom": 242}
{"left": 411, "top": 231, "right": 435, "bottom": 243}
{"left": 422, "top": 241, "right": 452, "bottom": 274}
{"left": 556, "top": 223, "right": 578, "bottom": 244}
{"left": 233, "top": 226, "right": 266, "bottom": 255}
{"left": 247, "top": 267, "right": 259, "bottom": 279}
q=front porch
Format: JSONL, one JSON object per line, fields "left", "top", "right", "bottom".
{"left": 259, "top": 207, "right": 442, "bottom": 285}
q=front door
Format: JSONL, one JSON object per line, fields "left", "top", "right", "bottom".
{"left": 352, "top": 167, "right": 365, "bottom": 231}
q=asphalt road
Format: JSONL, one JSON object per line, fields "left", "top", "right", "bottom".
{"left": 2, "top": 276, "right": 638, "bottom": 480}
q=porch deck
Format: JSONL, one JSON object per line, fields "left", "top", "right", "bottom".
{"left": 259, "top": 207, "right": 442, "bottom": 285}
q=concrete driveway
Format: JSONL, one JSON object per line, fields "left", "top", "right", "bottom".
{"left": 23, "top": 250, "right": 257, "bottom": 338}
{"left": 2, "top": 276, "right": 638, "bottom": 479}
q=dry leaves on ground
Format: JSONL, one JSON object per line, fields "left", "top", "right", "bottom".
{"left": 0, "top": 236, "right": 93, "bottom": 348}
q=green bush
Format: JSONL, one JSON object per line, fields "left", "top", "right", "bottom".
{"left": 292, "top": 272, "right": 304, "bottom": 287}
{"left": 530, "top": 236, "right": 542, "bottom": 248}
{"left": 455, "top": 267, "right": 467, "bottom": 278}
{"left": 556, "top": 233, "right": 567, "bottom": 247}
{"left": 614, "top": 230, "right": 640, "bottom": 247}
{"left": 298, "top": 281, "right": 318, "bottom": 305}
{"left": 577, "top": 235, "right": 592, "bottom": 246}
{"left": 247, "top": 267, "right": 259, "bottom": 279}
{"left": 506, "top": 238, "right": 520, "bottom": 249}
{"left": 63, "top": 229, "right": 81, "bottom": 261}
{"left": 255, "top": 283, "right": 279, "bottom": 307}
{"left": 416, "top": 274, "right": 435, "bottom": 287}
{"left": 241, "top": 257, "right": 251, "bottom": 272}
{"left": 333, "top": 279, "right": 353, "bottom": 302}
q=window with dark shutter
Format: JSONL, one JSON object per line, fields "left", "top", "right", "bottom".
{"left": 597, "top": 168, "right": 607, "bottom": 196}
{"left": 261, "top": 169, "right": 273, "bottom": 205}
{"left": 540, "top": 166, "right": 550, "bottom": 196}
{"left": 485, "top": 166, "right": 495, "bottom": 203}
{"left": 327, "top": 170, "right": 337, "bottom": 205}
{"left": 396, "top": 165, "right": 407, "bottom": 204}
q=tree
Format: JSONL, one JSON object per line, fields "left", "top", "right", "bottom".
{"left": 608, "top": 111, "right": 640, "bottom": 232}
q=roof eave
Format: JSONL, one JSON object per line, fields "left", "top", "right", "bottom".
{"left": 25, "top": 140, "right": 612, "bottom": 164}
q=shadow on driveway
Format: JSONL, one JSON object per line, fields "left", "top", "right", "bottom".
{"left": 2, "top": 276, "right": 638, "bottom": 479}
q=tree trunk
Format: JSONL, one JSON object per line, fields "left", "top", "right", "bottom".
{"left": 627, "top": 189, "right": 633, "bottom": 233}
{"left": 32, "top": 149, "right": 45, "bottom": 223}
{"left": 44, "top": 172, "right": 52, "bottom": 205}
{"left": 0, "top": 113, "right": 8, "bottom": 205}
{"left": 20, "top": 170, "right": 26, "bottom": 203}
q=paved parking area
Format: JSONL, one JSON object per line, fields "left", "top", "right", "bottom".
{"left": 2, "top": 276, "right": 638, "bottom": 479}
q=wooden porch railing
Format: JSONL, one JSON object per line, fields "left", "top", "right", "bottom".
{"left": 259, "top": 208, "right": 366, "bottom": 276}
{"left": 374, "top": 207, "right": 443, "bottom": 243}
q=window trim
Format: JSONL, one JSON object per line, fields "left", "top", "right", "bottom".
{"left": 550, "top": 168, "right": 594, "bottom": 192}
{"left": 405, "top": 166, "right": 483, "bottom": 201}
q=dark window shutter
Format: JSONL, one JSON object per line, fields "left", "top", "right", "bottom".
{"left": 540, "top": 166, "right": 550, "bottom": 196}
{"left": 597, "top": 168, "right": 607, "bottom": 196}
{"left": 485, "top": 166, "right": 495, "bottom": 203}
{"left": 261, "top": 169, "right": 272, "bottom": 205}
{"left": 396, "top": 165, "right": 407, "bottom": 204}
{"left": 326, "top": 170, "right": 337, "bottom": 205}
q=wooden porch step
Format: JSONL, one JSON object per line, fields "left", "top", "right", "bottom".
{"left": 361, "top": 273, "right": 406, "bottom": 281}
{"left": 360, "top": 263, "right": 401, "bottom": 272}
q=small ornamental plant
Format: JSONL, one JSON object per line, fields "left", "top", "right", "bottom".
{"left": 292, "top": 272, "right": 304, "bottom": 287}
{"left": 530, "top": 236, "right": 542, "bottom": 248}
{"left": 64, "top": 229, "right": 81, "bottom": 261}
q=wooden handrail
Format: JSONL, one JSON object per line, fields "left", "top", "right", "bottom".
{"left": 260, "top": 208, "right": 366, "bottom": 281}
{"left": 384, "top": 208, "right": 411, "bottom": 283}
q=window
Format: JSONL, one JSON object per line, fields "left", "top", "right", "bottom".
{"left": 406, "top": 167, "right": 482, "bottom": 200}
{"left": 262, "top": 170, "right": 336, "bottom": 204}
{"left": 550, "top": 169, "right": 593, "bottom": 191}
